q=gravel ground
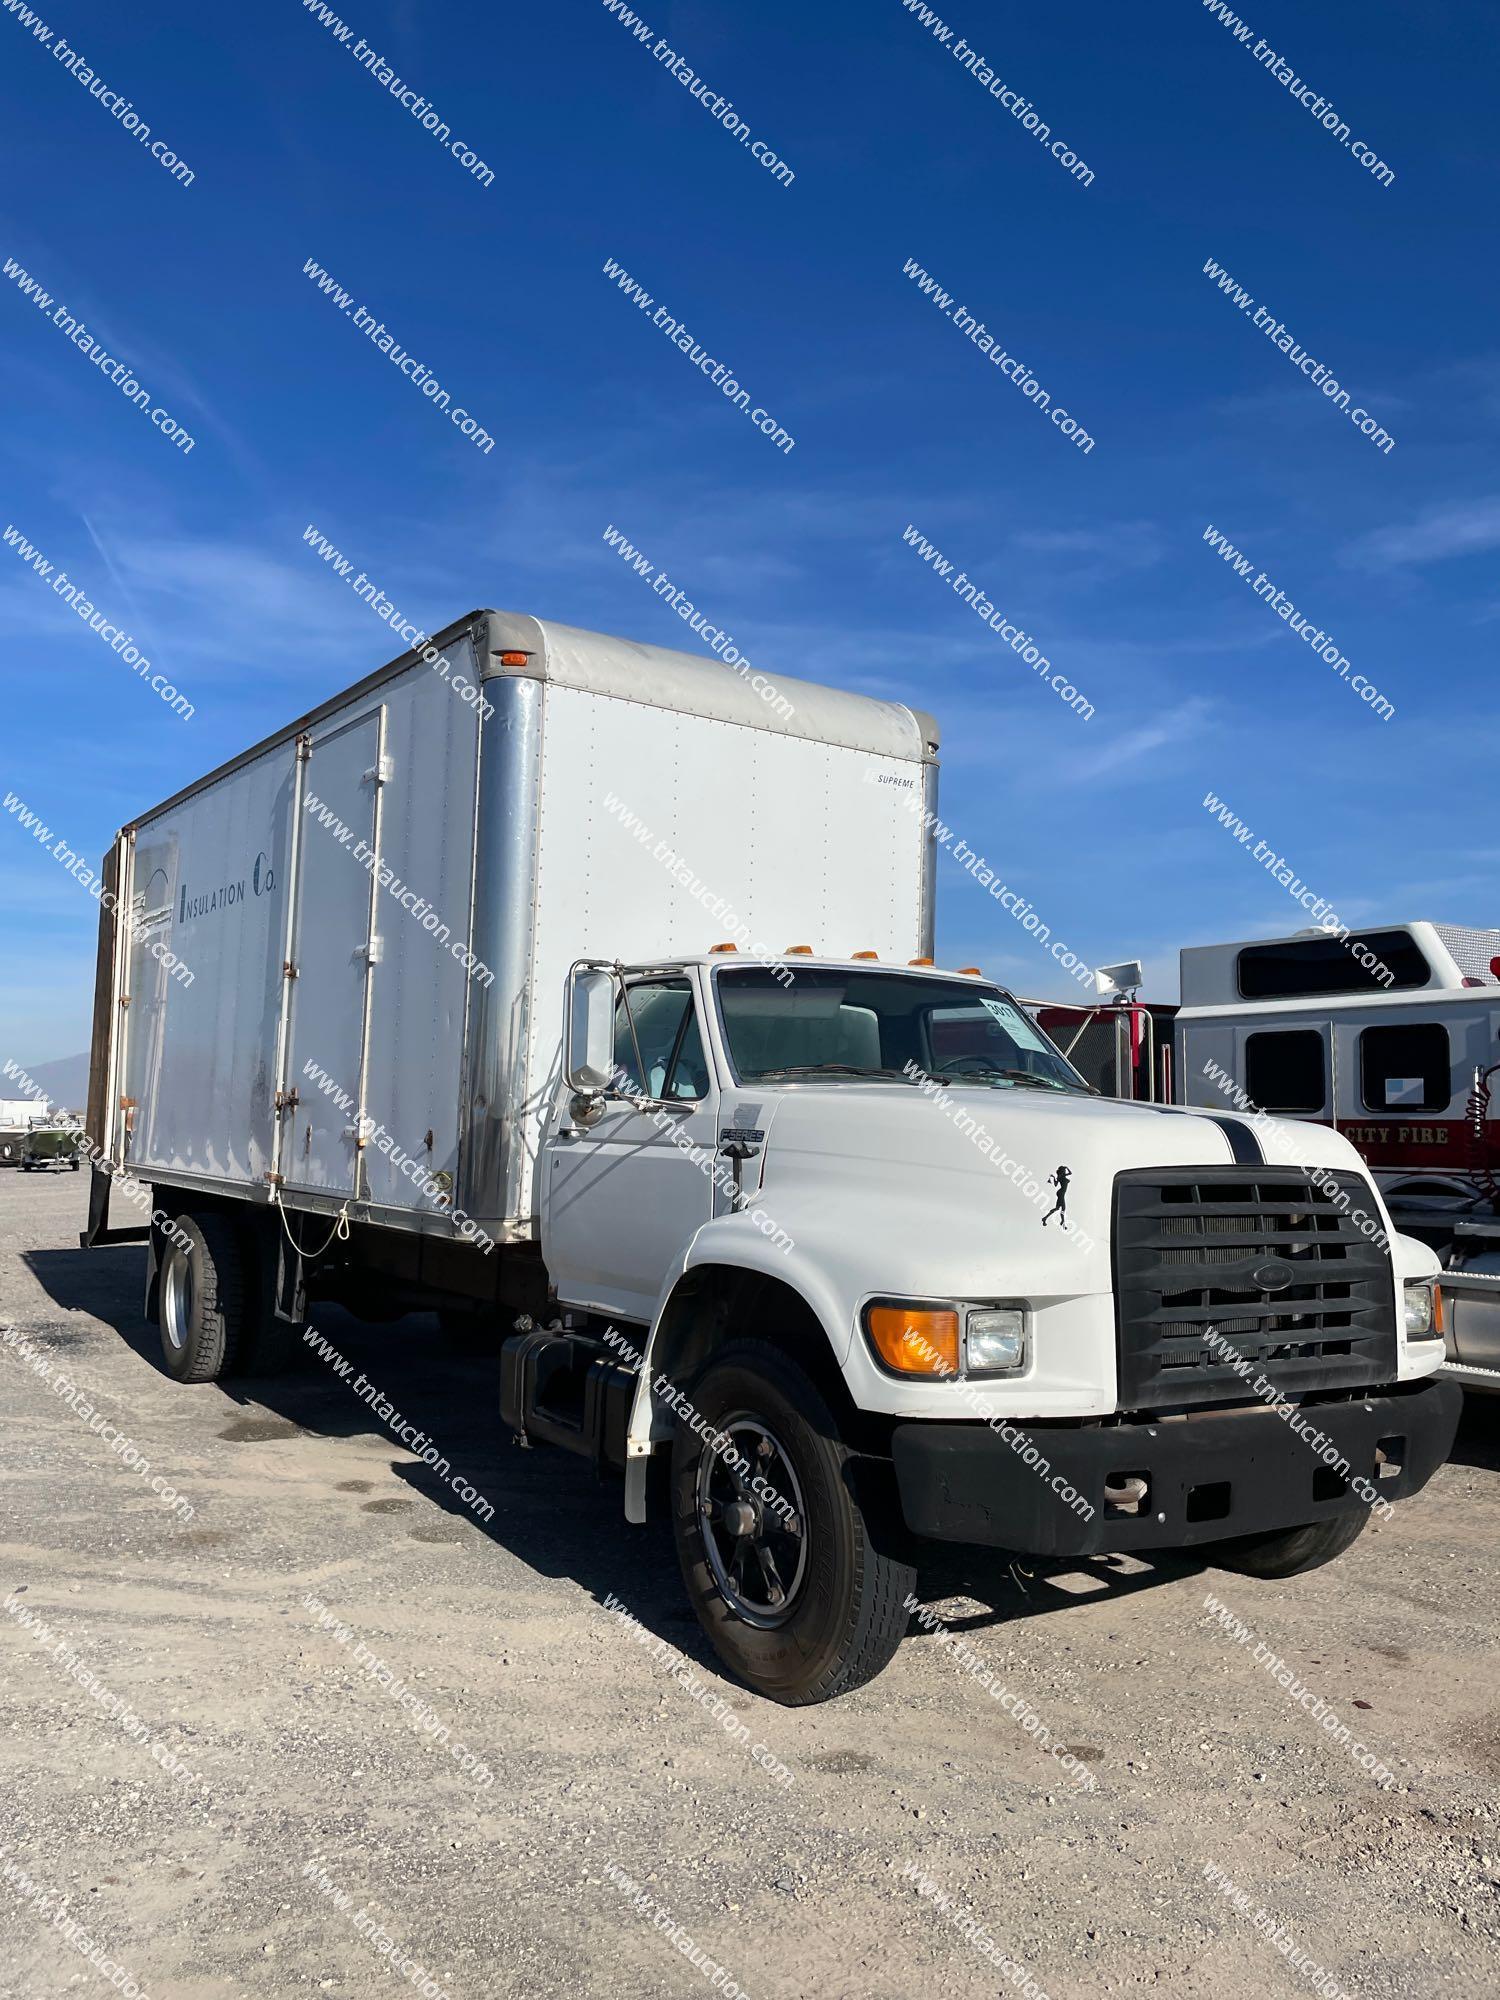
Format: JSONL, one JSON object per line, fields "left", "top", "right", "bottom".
{"left": 2, "top": 1170, "right": 1498, "bottom": 2000}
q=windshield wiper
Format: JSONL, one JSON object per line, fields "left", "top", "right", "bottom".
{"left": 984, "top": 1067, "right": 1078, "bottom": 1092}
{"left": 750, "top": 1064, "right": 913, "bottom": 1082}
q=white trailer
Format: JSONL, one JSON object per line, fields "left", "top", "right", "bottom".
{"left": 85, "top": 612, "right": 1459, "bottom": 1703}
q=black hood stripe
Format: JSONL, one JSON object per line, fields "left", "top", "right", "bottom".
{"left": 1209, "top": 1115, "right": 1264, "bottom": 1164}
{"left": 1128, "top": 1100, "right": 1265, "bottom": 1164}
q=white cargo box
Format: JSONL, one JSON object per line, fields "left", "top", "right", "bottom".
{"left": 88, "top": 611, "right": 939, "bottom": 1241}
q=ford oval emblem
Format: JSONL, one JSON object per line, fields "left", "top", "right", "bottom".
{"left": 1254, "top": 1260, "right": 1295, "bottom": 1293}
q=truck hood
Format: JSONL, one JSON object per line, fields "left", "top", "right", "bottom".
{"left": 735, "top": 1081, "right": 1386, "bottom": 1298}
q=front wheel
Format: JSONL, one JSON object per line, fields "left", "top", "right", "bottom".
{"left": 671, "top": 1339, "right": 916, "bottom": 1705}
{"left": 1207, "top": 1508, "right": 1369, "bottom": 1579}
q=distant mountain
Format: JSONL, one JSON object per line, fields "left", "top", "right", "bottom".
{"left": 17, "top": 1051, "right": 90, "bottom": 1114}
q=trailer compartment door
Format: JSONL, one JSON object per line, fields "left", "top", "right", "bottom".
{"left": 280, "top": 713, "right": 383, "bottom": 1196}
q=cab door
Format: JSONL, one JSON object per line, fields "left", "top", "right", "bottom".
{"left": 542, "top": 971, "right": 720, "bottom": 1323}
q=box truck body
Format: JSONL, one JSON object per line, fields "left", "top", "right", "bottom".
{"left": 88, "top": 610, "right": 938, "bottom": 1243}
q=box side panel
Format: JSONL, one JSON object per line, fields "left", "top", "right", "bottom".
{"left": 512, "top": 683, "right": 928, "bottom": 1222}
{"left": 123, "top": 642, "right": 483, "bottom": 1210}
{"left": 280, "top": 710, "right": 384, "bottom": 1195}
{"left": 123, "top": 753, "right": 293, "bottom": 1186}
{"left": 355, "top": 646, "right": 482, "bottom": 1213}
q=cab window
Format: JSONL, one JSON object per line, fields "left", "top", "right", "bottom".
{"left": 613, "top": 981, "right": 709, "bottom": 1101}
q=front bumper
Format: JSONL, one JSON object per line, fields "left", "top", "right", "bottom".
{"left": 890, "top": 1377, "right": 1462, "bottom": 1559}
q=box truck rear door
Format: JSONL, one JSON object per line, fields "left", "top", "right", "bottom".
{"left": 279, "top": 712, "right": 383, "bottom": 1197}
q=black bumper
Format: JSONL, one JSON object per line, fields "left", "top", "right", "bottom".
{"left": 890, "top": 1377, "right": 1462, "bottom": 1559}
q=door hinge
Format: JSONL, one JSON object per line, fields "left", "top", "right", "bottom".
{"left": 363, "top": 755, "right": 393, "bottom": 786}
{"left": 283, "top": 959, "right": 299, "bottom": 978}
{"left": 295, "top": 734, "right": 312, "bottom": 763}
{"left": 275, "top": 1088, "right": 300, "bottom": 1113}
{"left": 264, "top": 1170, "right": 285, "bottom": 1187}
{"left": 357, "top": 937, "right": 383, "bottom": 964}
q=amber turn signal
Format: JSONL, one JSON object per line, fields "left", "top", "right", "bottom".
{"left": 865, "top": 1305, "right": 959, "bottom": 1376}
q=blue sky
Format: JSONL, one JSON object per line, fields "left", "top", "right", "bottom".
{"left": 2, "top": 0, "right": 1497, "bottom": 1068}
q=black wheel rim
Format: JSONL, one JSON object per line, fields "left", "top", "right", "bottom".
{"left": 695, "top": 1414, "right": 807, "bottom": 1629}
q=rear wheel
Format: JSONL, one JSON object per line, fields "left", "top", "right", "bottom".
{"left": 159, "top": 1212, "right": 248, "bottom": 1383}
{"left": 1208, "top": 1509, "right": 1369, "bottom": 1578}
{"left": 671, "top": 1339, "right": 915, "bottom": 1705}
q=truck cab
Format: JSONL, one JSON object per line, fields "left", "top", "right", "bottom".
{"left": 519, "top": 948, "right": 1459, "bottom": 1704}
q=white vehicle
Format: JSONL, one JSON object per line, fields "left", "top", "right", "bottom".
{"left": 1176, "top": 923, "right": 1500, "bottom": 1390}
{"left": 84, "top": 612, "right": 1460, "bottom": 1703}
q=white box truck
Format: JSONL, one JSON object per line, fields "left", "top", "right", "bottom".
{"left": 84, "top": 609, "right": 1460, "bottom": 1703}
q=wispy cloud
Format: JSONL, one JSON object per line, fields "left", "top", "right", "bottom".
{"left": 1064, "top": 697, "right": 1214, "bottom": 782}
{"left": 1009, "top": 520, "right": 1166, "bottom": 585}
{"left": 1347, "top": 497, "right": 1500, "bottom": 568}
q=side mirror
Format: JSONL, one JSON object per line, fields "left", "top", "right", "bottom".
{"left": 566, "top": 967, "right": 617, "bottom": 1097}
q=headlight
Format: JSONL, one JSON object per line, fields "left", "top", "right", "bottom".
{"left": 965, "top": 1307, "right": 1028, "bottom": 1376}
{"left": 1402, "top": 1280, "right": 1443, "bottom": 1339}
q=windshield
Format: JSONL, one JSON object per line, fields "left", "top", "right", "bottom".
{"left": 714, "top": 967, "right": 1090, "bottom": 1092}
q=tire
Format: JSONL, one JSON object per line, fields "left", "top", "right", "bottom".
{"left": 1208, "top": 1508, "right": 1369, "bottom": 1579}
{"left": 671, "top": 1338, "right": 916, "bottom": 1705}
{"left": 158, "top": 1211, "right": 248, "bottom": 1383}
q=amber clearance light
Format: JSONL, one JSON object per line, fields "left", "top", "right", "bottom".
{"left": 865, "top": 1304, "right": 959, "bottom": 1376}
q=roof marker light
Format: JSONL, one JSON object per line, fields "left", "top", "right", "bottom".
{"left": 709, "top": 942, "right": 739, "bottom": 954}
{"left": 785, "top": 945, "right": 814, "bottom": 955}
{"left": 498, "top": 650, "right": 530, "bottom": 666}
{"left": 908, "top": 957, "right": 934, "bottom": 967}
{"left": 851, "top": 950, "right": 879, "bottom": 960}
{"left": 957, "top": 966, "right": 982, "bottom": 977}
